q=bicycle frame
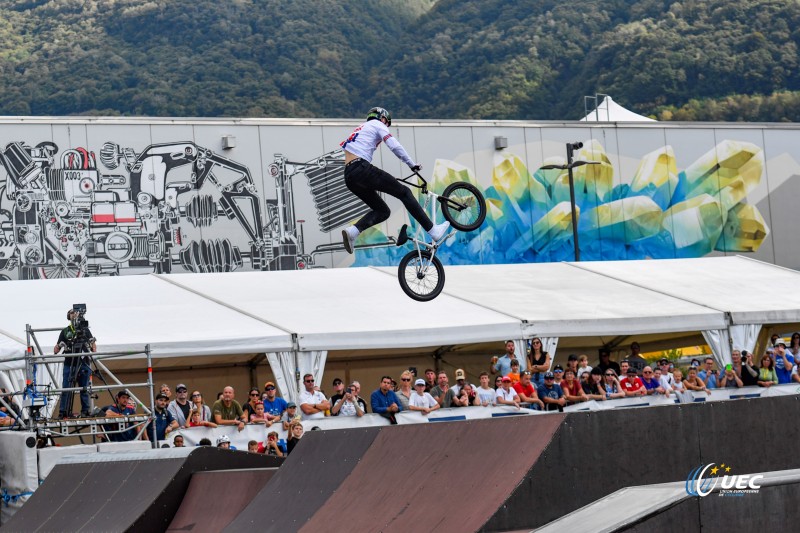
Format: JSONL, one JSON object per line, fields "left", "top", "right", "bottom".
{"left": 396, "top": 172, "right": 458, "bottom": 268}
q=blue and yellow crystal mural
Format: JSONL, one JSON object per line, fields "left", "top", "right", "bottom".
{"left": 352, "top": 139, "right": 769, "bottom": 267}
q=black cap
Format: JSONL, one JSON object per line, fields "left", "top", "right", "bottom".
{"left": 116, "top": 390, "right": 130, "bottom": 400}
{"left": 627, "top": 367, "right": 638, "bottom": 374}
{"left": 553, "top": 364, "right": 564, "bottom": 372}
{"left": 567, "top": 354, "right": 578, "bottom": 361}
{"left": 659, "top": 358, "right": 669, "bottom": 365}
{"left": 156, "top": 392, "right": 168, "bottom": 400}
{"left": 332, "top": 378, "right": 343, "bottom": 385}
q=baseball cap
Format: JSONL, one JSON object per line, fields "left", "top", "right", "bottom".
{"left": 544, "top": 371, "right": 555, "bottom": 379}
{"left": 775, "top": 339, "right": 786, "bottom": 347}
{"left": 332, "top": 378, "right": 343, "bottom": 385}
{"left": 455, "top": 369, "right": 466, "bottom": 380}
{"left": 264, "top": 381, "right": 276, "bottom": 390}
{"left": 286, "top": 402, "right": 297, "bottom": 408}
{"left": 659, "top": 358, "right": 669, "bottom": 365}
{"left": 176, "top": 384, "right": 187, "bottom": 392}
{"left": 156, "top": 392, "right": 168, "bottom": 400}
{"left": 627, "top": 367, "right": 637, "bottom": 374}
{"left": 414, "top": 378, "right": 426, "bottom": 386}
{"left": 501, "top": 376, "right": 512, "bottom": 382}
{"left": 116, "top": 390, "right": 130, "bottom": 400}
{"left": 553, "top": 364, "right": 564, "bottom": 373}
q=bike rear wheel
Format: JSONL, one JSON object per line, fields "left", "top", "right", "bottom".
{"left": 440, "top": 182, "right": 486, "bottom": 232}
{"left": 398, "top": 250, "right": 445, "bottom": 302}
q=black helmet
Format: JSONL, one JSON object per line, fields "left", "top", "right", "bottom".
{"left": 366, "top": 107, "right": 391, "bottom": 126}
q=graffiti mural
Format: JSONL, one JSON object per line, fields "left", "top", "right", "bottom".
{"left": 0, "top": 140, "right": 349, "bottom": 279}
{"left": 0, "top": 128, "right": 779, "bottom": 280}
{"left": 352, "top": 139, "right": 770, "bottom": 266}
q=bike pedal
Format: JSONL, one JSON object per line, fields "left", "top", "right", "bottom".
{"left": 396, "top": 224, "right": 409, "bottom": 246}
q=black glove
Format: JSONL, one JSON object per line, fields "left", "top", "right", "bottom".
{"left": 411, "top": 164, "right": 422, "bottom": 172}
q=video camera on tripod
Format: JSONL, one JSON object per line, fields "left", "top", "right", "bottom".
{"left": 60, "top": 303, "right": 96, "bottom": 355}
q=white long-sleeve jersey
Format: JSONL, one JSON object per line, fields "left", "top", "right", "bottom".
{"left": 340, "top": 119, "right": 416, "bottom": 168}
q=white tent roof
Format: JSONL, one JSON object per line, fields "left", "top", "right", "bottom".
{"left": 0, "top": 256, "right": 798, "bottom": 369}
{"left": 423, "top": 262, "right": 726, "bottom": 336}
{"left": 581, "top": 95, "right": 656, "bottom": 122}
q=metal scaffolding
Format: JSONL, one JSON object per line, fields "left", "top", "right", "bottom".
{"left": 0, "top": 323, "right": 156, "bottom": 447}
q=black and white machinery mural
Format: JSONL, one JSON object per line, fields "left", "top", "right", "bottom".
{"left": 0, "top": 140, "right": 353, "bottom": 280}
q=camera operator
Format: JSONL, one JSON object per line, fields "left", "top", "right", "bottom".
{"left": 55, "top": 307, "right": 97, "bottom": 419}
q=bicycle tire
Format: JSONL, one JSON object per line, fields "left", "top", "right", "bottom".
{"left": 397, "top": 249, "right": 445, "bottom": 302}
{"left": 440, "top": 181, "right": 487, "bottom": 232}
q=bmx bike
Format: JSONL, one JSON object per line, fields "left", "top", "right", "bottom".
{"left": 395, "top": 171, "right": 486, "bottom": 301}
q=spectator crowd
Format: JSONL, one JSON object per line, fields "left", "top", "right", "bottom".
{"left": 6, "top": 334, "right": 799, "bottom": 455}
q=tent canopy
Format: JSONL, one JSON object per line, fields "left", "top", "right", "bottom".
{"left": 0, "top": 256, "right": 799, "bottom": 372}
{"left": 581, "top": 96, "right": 656, "bottom": 122}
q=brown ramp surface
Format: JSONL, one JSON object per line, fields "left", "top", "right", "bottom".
{"left": 166, "top": 469, "right": 276, "bottom": 533}
{"left": 224, "top": 426, "right": 383, "bottom": 533}
{"left": 0, "top": 447, "right": 280, "bottom": 533}
{"left": 300, "top": 414, "right": 565, "bottom": 533}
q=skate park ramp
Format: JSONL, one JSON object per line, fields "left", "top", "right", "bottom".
{"left": 230, "top": 394, "right": 800, "bottom": 532}
{"left": 225, "top": 415, "right": 566, "bottom": 533}
{"left": 0, "top": 447, "right": 281, "bottom": 533}
{"left": 224, "top": 426, "right": 387, "bottom": 532}
{"left": 481, "top": 394, "right": 800, "bottom": 531}
{"left": 166, "top": 469, "right": 276, "bottom": 533}
{"left": 535, "top": 468, "right": 800, "bottom": 532}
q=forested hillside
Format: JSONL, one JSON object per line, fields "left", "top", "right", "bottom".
{"left": 0, "top": 0, "right": 798, "bottom": 121}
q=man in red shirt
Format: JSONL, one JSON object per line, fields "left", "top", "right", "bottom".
{"left": 621, "top": 367, "right": 646, "bottom": 396}
{"left": 513, "top": 371, "right": 544, "bottom": 410}
{"left": 560, "top": 369, "right": 588, "bottom": 405}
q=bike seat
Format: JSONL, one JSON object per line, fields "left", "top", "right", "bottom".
{"left": 396, "top": 224, "right": 409, "bottom": 246}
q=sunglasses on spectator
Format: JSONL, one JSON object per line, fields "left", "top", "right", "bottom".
{"left": 643, "top": 371, "right": 652, "bottom": 374}
{"left": 265, "top": 386, "right": 275, "bottom": 391}
{"left": 401, "top": 378, "right": 411, "bottom": 381}
{"left": 191, "top": 393, "right": 201, "bottom": 397}
{"left": 605, "top": 373, "right": 615, "bottom": 376}
{"left": 305, "top": 379, "right": 315, "bottom": 383}
{"left": 250, "top": 393, "right": 259, "bottom": 396}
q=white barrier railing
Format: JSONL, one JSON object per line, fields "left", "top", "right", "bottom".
{"left": 165, "top": 404, "right": 539, "bottom": 450}
{"left": 167, "top": 386, "right": 800, "bottom": 449}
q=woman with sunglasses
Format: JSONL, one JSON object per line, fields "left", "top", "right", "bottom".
{"left": 528, "top": 338, "right": 551, "bottom": 387}
{"left": 242, "top": 387, "right": 262, "bottom": 420}
{"left": 602, "top": 370, "right": 625, "bottom": 400}
{"left": 394, "top": 370, "right": 413, "bottom": 410}
{"left": 788, "top": 332, "right": 800, "bottom": 358}
{"left": 190, "top": 390, "right": 212, "bottom": 422}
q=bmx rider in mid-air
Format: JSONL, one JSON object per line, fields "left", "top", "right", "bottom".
{"left": 339, "top": 107, "right": 449, "bottom": 254}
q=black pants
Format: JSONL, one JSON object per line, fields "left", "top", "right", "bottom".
{"left": 344, "top": 160, "right": 433, "bottom": 233}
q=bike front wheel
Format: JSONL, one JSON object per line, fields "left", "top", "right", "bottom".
{"left": 398, "top": 250, "right": 445, "bottom": 302}
{"left": 440, "top": 181, "right": 487, "bottom": 232}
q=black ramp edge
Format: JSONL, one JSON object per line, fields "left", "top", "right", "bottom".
{"left": 481, "top": 395, "right": 800, "bottom": 531}
{"left": 223, "top": 426, "right": 382, "bottom": 533}
{"left": 166, "top": 469, "right": 277, "bottom": 533}
{"left": 0, "top": 447, "right": 280, "bottom": 533}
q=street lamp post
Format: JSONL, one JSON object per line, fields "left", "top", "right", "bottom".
{"left": 540, "top": 141, "right": 600, "bottom": 262}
